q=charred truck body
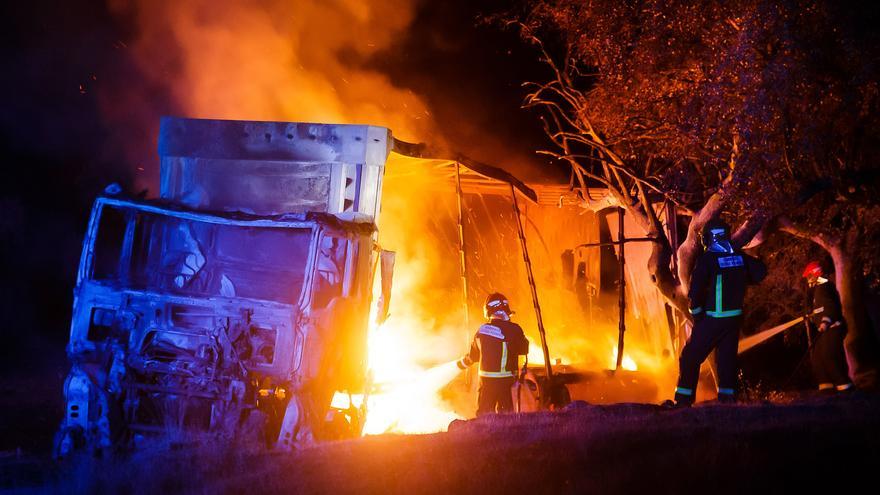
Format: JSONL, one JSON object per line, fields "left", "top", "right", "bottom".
{"left": 56, "top": 118, "right": 393, "bottom": 455}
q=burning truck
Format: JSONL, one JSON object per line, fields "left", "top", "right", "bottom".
{"left": 55, "top": 117, "right": 395, "bottom": 455}
{"left": 55, "top": 115, "right": 673, "bottom": 454}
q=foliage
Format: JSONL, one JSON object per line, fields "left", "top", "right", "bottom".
{"left": 521, "top": 0, "right": 880, "bottom": 221}
{"left": 510, "top": 0, "right": 880, "bottom": 330}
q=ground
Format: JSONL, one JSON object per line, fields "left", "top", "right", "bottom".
{"left": 2, "top": 393, "right": 879, "bottom": 494}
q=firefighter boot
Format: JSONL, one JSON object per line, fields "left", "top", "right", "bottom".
{"left": 673, "top": 386, "right": 695, "bottom": 407}
{"left": 717, "top": 390, "right": 736, "bottom": 404}
{"left": 660, "top": 399, "right": 690, "bottom": 410}
{"left": 661, "top": 389, "right": 694, "bottom": 409}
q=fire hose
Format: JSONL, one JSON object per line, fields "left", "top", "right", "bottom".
{"left": 737, "top": 307, "right": 824, "bottom": 354}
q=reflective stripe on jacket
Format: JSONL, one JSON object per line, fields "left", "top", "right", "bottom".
{"left": 811, "top": 280, "right": 845, "bottom": 327}
{"left": 458, "top": 319, "right": 529, "bottom": 378}
{"left": 688, "top": 250, "right": 766, "bottom": 318}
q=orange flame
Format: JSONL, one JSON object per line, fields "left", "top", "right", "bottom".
{"left": 117, "top": 0, "right": 679, "bottom": 430}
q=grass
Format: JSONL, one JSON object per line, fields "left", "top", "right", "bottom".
{"left": 5, "top": 394, "right": 880, "bottom": 494}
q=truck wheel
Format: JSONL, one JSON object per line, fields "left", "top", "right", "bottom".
{"left": 549, "top": 383, "right": 571, "bottom": 410}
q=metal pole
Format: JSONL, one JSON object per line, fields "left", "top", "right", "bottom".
{"left": 575, "top": 237, "right": 656, "bottom": 248}
{"left": 665, "top": 200, "right": 682, "bottom": 354}
{"left": 510, "top": 184, "right": 553, "bottom": 380}
{"left": 454, "top": 163, "right": 470, "bottom": 329}
{"left": 616, "top": 207, "right": 626, "bottom": 371}
{"left": 455, "top": 163, "right": 472, "bottom": 385}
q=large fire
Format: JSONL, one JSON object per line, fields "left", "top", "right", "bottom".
{"left": 361, "top": 326, "right": 462, "bottom": 434}
{"left": 113, "top": 0, "right": 678, "bottom": 437}
{"left": 354, "top": 155, "right": 679, "bottom": 433}
{"left": 357, "top": 157, "right": 469, "bottom": 434}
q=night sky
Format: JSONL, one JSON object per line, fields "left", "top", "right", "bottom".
{"left": 0, "top": 0, "right": 557, "bottom": 370}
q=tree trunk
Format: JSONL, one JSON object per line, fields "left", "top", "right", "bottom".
{"left": 780, "top": 217, "right": 880, "bottom": 390}
{"left": 646, "top": 227, "right": 690, "bottom": 315}
{"left": 828, "top": 241, "right": 880, "bottom": 389}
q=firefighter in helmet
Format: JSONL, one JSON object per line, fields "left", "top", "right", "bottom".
{"left": 457, "top": 293, "right": 530, "bottom": 416}
{"left": 668, "top": 219, "right": 767, "bottom": 407}
{"left": 803, "top": 261, "right": 854, "bottom": 393}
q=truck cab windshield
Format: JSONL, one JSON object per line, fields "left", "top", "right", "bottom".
{"left": 90, "top": 205, "right": 313, "bottom": 305}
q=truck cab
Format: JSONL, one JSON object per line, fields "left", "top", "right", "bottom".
{"left": 56, "top": 118, "right": 391, "bottom": 455}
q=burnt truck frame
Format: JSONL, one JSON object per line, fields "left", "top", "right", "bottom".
{"left": 56, "top": 191, "right": 386, "bottom": 455}
{"left": 53, "top": 118, "right": 396, "bottom": 455}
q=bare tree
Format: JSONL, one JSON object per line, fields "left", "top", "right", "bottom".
{"left": 516, "top": 0, "right": 880, "bottom": 386}
{"left": 514, "top": 1, "right": 775, "bottom": 313}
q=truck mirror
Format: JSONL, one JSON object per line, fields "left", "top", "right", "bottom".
{"left": 375, "top": 250, "right": 395, "bottom": 325}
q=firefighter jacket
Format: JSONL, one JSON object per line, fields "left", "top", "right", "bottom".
{"left": 688, "top": 249, "right": 767, "bottom": 318}
{"left": 811, "top": 279, "right": 845, "bottom": 329}
{"left": 457, "top": 319, "right": 529, "bottom": 378}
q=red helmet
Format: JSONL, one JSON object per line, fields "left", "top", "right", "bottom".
{"left": 802, "top": 261, "right": 823, "bottom": 279}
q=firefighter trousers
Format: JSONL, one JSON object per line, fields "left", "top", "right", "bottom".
{"left": 675, "top": 315, "right": 742, "bottom": 405}
{"left": 810, "top": 324, "right": 850, "bottom": 388}
{"left": 477, "top": 376, "right": 516, "bottom": 416}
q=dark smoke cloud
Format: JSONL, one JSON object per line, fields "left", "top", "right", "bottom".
{"left": 0, "top": 0, "right": 559, "bottom": 359}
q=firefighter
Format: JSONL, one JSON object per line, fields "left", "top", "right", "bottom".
{"left": 668, "top": 219, "right": 767, "bottom": 407}
{"left": 803, "top": 261, "right": 855, "bottom": 393}
{"left": 457, "top": 293, "right": 530, "bottom": 416}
